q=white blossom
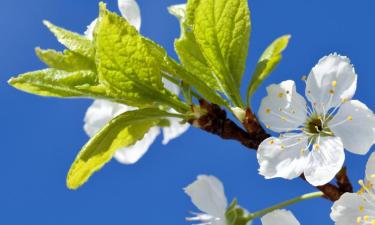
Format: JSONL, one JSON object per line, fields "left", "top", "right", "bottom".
{"left": 83, "top": 0, "right": 189, "bottom": 165}
{"left": 185, "top": 175, "right": 300, "bottom": 225}
{"left": 331, "top": 152, "right": 375, "bottom": 225}
{"left": 257, "top": 54, "right": 375, "bottom": 186}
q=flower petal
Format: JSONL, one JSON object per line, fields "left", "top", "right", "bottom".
{"left": 306, "top": 54, "right": 357, "bottom": 114}
{"left": 257, "top": 133, "right": 309, "bottom": 180}
{"left": 84, "top": 100, "right": 135, "bottom": 137}
{"left": 258, "top": 80, "right": 307, "bottom": 133}
{"left": 366, "top": 152, "right": 375, "bottom": 183}
{"left": 114, "top": 127, "right": 160, "bottom": 164}
{"left": 162, "top": 117, "right": 189, "bottom": 145}
{"left": 118, "top": 0, "right": 141, "bottom": 31}
{"left": 261, "top": 209, "right": 300, "bottom": 225}
{"left": 328, "top": 100, "right": 375, "bottom": 155}
{"left": 304, "top": 136, "right": 344, "bottom": 186}
{"left": 330, "top": 193, "right": 375, "bottom": 225}
{"left": 162, "top": 78, "right": 180, "bottom": 96}
{"left": 84, "top": 19, "right": 97, "bottom": 40}
{"left": 184, "top": 175, "right": 228, "bottom": 218}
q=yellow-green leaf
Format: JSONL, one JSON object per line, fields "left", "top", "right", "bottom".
{"left": 169, "top": 4, "right": 221, "bottom": 91}
{"left": 35, "top": 48, "right": 96, "bottom": 72}
{"left": 95, "top": 3, "right": 187, "bottom": 111}
{"left": 246, "top": 35, "right": 291, "bottom": 104}
{"left": 43, "top": 20, "right": 95, "bottom": 59}
{"left": 66, "top": 108, "right": 178, "bottom": 189}
{"left": 193, "top": 0, "right": 251, "bottom": 107}
{"left": 8, "top": 69, "right": 102, "bottom": 98}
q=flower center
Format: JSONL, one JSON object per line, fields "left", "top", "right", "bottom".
{"left": 304, "top": 114, "right": 332, "bottom": 137}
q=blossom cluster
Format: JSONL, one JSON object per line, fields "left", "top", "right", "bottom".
{"left": 8, "top": 0, "right": 375, "bottom": 224}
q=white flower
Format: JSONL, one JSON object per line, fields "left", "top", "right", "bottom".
{"left": 185, "top": 175, "right": 228, "bottom": 225}
{"left": 83, "top": 0, "right": 189, "bottom": 164}
{"left": 330, "top": 152, "right": 375, "bottom": 225}
{"left": 257, "top": 54, "right": 375, "bottom": 186}
{"left": 184, "top": 175, "right": 301, "bottom": 225}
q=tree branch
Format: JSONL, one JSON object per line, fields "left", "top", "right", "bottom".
{"left": 190, "top": 100, "right": 353, "bottom": 202}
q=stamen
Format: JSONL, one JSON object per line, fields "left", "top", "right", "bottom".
{"left": 332, "top": 80, "right": 337, "bottom": 87}
{"left": 265, "top": 108, "right": 271, "bottom": 114}
{"left": 278, "top": 92, "right": 284, "bottom": 98}
{"left": 358, "top": 180, "right": 375, "bottom": 201}
{"left": 329, "top": 89, "right": 335, "bottom": 94}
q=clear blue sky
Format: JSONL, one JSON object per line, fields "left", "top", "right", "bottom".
{"left": 1, "top": 0, "right": 374, "bottom": 224}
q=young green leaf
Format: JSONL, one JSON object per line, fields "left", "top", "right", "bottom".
{"left": 246, "top": 35, "right": 291, "bottom": 105}
{"left": 193, "top": 0, "right": 251, "bottom": 107}
{"left": 95, "top": 3, "right": 188, "bottom": 112}
{"left": 66, "top": 108, "right": 181, "bottom": 189}
{"left": 8, "top": 69, "right": 102, "bottom": 98}
{"left": 35, "top": 48, "right": 96, "bottom": 72}
{"left": 169, "top": 4, "right": 221, "bottom": 91}
{"left": 43, "top": 20, "right": 95, "bottom": 59}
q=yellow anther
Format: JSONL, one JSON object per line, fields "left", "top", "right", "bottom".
{"left": 266, "top": 125, "right": 270, "bottom": 129}
{"left": 359, "top": 205, "right": 365, "bottom": 212}
{"left": 371, "top": 174, "right": 375, "bottom": 179}
{"left": 364, "top": 215, "right": 369, "bottom": 221}
{"left": 266, "top": 108, "right": 271, "bottom": 114}
{"left": 371, "top": 219, "right": 375, "bottom": 225}
{"left": 281, "top": 116, "right": 287, "bottom": 121}
{"left": 357, "top": 216, "right": 362, "bottom": 224}
{"left": 347, "top": 116, "right": 353, "bottom": 121}
{"left": 313, "top": 144, "right": 320, "bottom": 150}
{"left": 317, "top": 116, "right": 322, "bottom": 120}
{"left": 341, "top": 98, "right": 348, "bottom": 103}
{"left": 301, "top": 75, "right": 307, "bottom": 81}
{"left": 332, "top": 80, "right": 337, "bottom": 87}
{"left": 278, "top": 92, "right": 284, "bottom": 98}
{"left": 269, "top": 140, "right": 275, "bottom": 145}
{"left": 329, "top": 89, "right": 335, "bottom": 94}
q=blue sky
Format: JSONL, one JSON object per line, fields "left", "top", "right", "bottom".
{"left": 1, "top": 0, "right": 375, "bottom": 224}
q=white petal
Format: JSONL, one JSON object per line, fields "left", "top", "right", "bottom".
{"left": 84, "top": 100, "right": 135, "bottom": 137}
{"left": 306, "top": 54, "right": 357, "bottom": 114}
{"left": 261, "top": 209, "right": 300, "bottom": 225}
{"left": 257, "top": 133, "right": 309, "bottom": 180}
{"left": 162, "top": 117, "right": 189, "bottom": 145}
{"left": 184, "top": 175, "right": 228, "bottom": 218}
{"left": 84, "top": 19, "right": 97, "bottom": 40}
{"left": 162, "top": 78, "right": 180, "bottom": 96}
{"left": 118, "top": 0, "right": 141, "bottom": 31}
{"left": 114, "top": 127, "right": 160, "bottom": 164}
{"left": 366, "top": 152, "right": 375, "bottom": 183}
{"left": 258, "top": 80, "right": 307, "bottom": 133}
{"left": 304, "top": 136, "right": 345, "bottom": 186}
{"left": 330, "top": 193, "right": 375, "bottom": 225}
{"left": 329, "top": 100, "right": 375, "bottom": 155}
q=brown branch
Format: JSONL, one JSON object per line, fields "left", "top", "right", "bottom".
{"left": 190, "top": 100, "right": 353, "bottom": 202}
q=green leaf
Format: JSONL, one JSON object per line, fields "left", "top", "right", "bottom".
{"left": 169, "top": 4, "right": 221, "bottom": 91}
{"left": 66, "top": 108, "right": 180, "bottom": 189}
{"left": 35, "top": 48, "right": 96, "bottom": 72}
{"left": 43, "top": 20, "right": 95, "bottom": 59}
{"left": 193, "top": 0, "right": 251, "bottom": 107}
{"left": 95, "top": 4, "right": 188, "bottom": 111}
{"left": 246, "top": 35, "right": 291, "bottom": 104}
{"left": 8, "top": 69, "right": 104, "bottom": 98}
